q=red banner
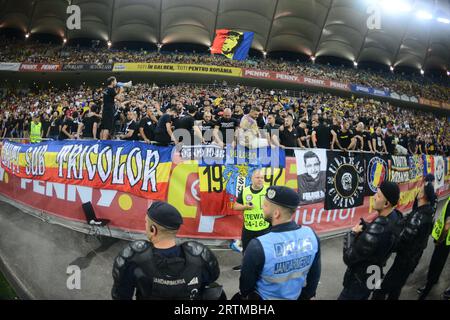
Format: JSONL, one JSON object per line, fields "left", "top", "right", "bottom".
{"left": 0, "top": 156, "right": 448, "bottom": 240}
{"left": 242, "top": 68, "right": 349, "bottom": 91}
{"left": 19, "top": 63, "right": 61, "bottom": 72}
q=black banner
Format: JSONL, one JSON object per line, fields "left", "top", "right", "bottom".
{"left": 364, "top": 154, "right": 388, "bottom": 196}
{"left": 62, "top": 64, "right": 113, "bottom": 71}
{"left": 325, "top": 152, "right": 365, "bottom": 210}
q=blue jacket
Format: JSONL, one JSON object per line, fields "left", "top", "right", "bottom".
{"left": 240, "top": 221, "right": 321, "bottom": 299}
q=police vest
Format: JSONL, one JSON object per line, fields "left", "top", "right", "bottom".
{"left": 242, "top": 185, "right": 270, "bottom": 231}
{"left": 30, "top": 122, "right": 42, "bottom": 143}
{"left": 256, "top": 226, "right": 319, "bottom": 300}
{"left": 131, "top": 243, "right": 204, "bottom": 300}
{"left": 432, "top": 197, "right": 450, "bottom": 246}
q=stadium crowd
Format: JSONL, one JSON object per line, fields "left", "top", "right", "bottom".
{"left": 0, "top": 81, "right": 448, "bottom": 157}
{"left": 0, "top": 36, "right": 449, "bottom": 102}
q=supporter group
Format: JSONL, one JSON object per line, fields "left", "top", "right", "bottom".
{"left": 0, "top": 37, "right": 448, "bottom": 158}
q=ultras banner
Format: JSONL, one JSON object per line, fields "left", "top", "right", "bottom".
{"left": 324, "top": 152, "right": 365, "bottom": 210}
{"left": 0, "top": 144, "right": 449, "bottom": 239}
{"left": 192, "top": 145, "right": 286, "bottom": 216}
{"left": 0, "top": 140, "right": 174, "bottom": 200}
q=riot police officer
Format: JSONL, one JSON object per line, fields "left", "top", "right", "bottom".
{"left": 372, "top": 176, "right": 436, "bottom": 300}
{"left": 111, "top": 201, "right": 223, "bottom": 300}
{"left": 235, "top": 186, "right": 321, "bottom": 300}
{"left": 338, "top": 181, "right": 402, "bottom": 300}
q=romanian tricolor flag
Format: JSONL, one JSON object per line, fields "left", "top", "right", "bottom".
{"left": 364, "top": 154, "right": 388, "bottom": 196}
{"left": 211, "top": 29, "right": 254, "bottom": 61}
{"left": 423, "top": 154, "right": 435, "bottom": 176}
{"left": 0, "top": 140, "right": 174, "bottom": 200}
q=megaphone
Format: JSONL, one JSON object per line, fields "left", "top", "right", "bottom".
{"left": 117, "top": 81, "right": 133, "bottom": 88}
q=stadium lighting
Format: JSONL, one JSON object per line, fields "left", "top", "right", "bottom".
{"left": 107, "top": 40, "right": 112, "bottom": 48}
{"left": 420, "top": 69, "right": 424, "bottom": 75}
{"left": 380, "top": 0, "right": 412, "bottom": 13}
{"left": 353, "top": 61, "right": 358, "bottom": 67}
{"left": 311, "top": 55, "right": 316, "bottom": 62}
{"left": 437, "top": 17, "right": 450, "bottom": 24}
{"left": 390, "top": 65, "right": 394, "bottom": 72}
{"left": 262, "top": 51, "right": 267, "bottom": 58}
{"left": 416, "top": 10, "right": 433, "bottom": 20}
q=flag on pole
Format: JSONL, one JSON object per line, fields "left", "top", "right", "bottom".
{"left": 211, "top": 29, "right": 254, "bottom": 60}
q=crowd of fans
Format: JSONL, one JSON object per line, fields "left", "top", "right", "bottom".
{"left": 0, "top": 36, "right": 449, "bottom": 102}
{"left": 0, "top": 81, "right": 448, "bottom": 158}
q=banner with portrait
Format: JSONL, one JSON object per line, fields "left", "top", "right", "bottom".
{"left": 408, "top": 155, "right": 424, "bottom": 182}
{"left": 434, "top": 156, "right": 445, "bottom": 191}
{"left": 295, "top": 149, "right": 327, "bottom": 205}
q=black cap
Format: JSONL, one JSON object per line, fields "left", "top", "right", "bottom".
{"left": 146, "top": 201, "right": 183, "bottom": 230}
{"left": 265, "top": 186, "right": 300, "bottom": 210}
{"left": 424, "top": 174, "right": 435, "bottom": 183}
{"left": 379, "top": 181, "right": 400, "bottom": 207}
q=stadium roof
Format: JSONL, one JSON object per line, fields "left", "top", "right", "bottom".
{"left": 1, "top": 0, "right": 449, "bottom": 70}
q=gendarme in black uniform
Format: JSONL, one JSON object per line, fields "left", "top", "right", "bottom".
{"left": 339, "top": 181, "right": 402, "bottom": 300}
{"left": 111, "top": 202, "right": 221, "bottom": 300}
{"left": 373, "top": 180, "right": 436, "bottom": 300}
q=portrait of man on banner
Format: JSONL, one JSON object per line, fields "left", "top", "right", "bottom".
{"left": 222, "top": 31, "right": 244, "bottom": 59}
{"left": 295, "top": 149, "right": 327, "bottom": 205}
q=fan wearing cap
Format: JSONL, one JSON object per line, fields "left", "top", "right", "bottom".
{"left": 338, "top": 181, "right": 403, "bottom": 300}
{"left": 373, "top": 175, "right": 437, "bottom": 300}
{"left": 111, "top": 201, "right": 223, "bottom": 300}
{"left": 235, "top": 186, "right": 321, "bottom": 300}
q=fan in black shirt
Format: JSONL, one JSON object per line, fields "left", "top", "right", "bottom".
{"left": 297, "top": 121, "right": 311, "bottom": 148}
{"left": 154, "top": 107, "right": 178, "bottom": 145}
{"left": 79, "top": 109, "right": 101, "bottom": 139}
{"left": 118, "top": 111, "right": 139, "bottom": 141}
{"left": 311, "top": 118, "right": 331, "bottom": 149}
{"left": 352, "top": 122, "right": 366, "bottom": 151}
{"left": 40, "top": 114, "right": 51, "bottom": 139}
{"left": 59, "top": 112, "right": 76, "bottom": 140}
{"left": 100, "top": 76, "right": 123, "bottom": 140}
{"left": 213, "top": 108, "right": 239, "bottom": 147}
{"left": 48, "top": 112, "right": 62, "bottom": 140}
{"left": 336, "top": 121, "right": 355, "bottom": 150}
{"left": 175, "top": 105, "right": 202, "bottom": 145}
{"left": 199, "top": 112, "right": 216, "bottom": 144}
{"left": 384, "top": 129, "right": 396, "bottom": 155}
{"left": 279, "top": 115, "right": 298, "bottom": 157}
{"left": 264, "top": 114, "right": 280, "bottom": 146}
{"left": 371, "top": 127, "right": 387, "bottom": 153}
{"left": 139, "top": 107, "right": 158, "bottom": 143}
